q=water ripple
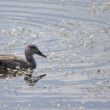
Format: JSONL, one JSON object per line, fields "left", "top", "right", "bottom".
{"left": 0, "top": 0, "right": 110, "bottom": 110}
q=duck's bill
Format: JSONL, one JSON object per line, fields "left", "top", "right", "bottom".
{"left": 37, "top": 50, "right": 47, "bottom": 58}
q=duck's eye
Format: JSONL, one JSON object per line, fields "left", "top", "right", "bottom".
{"left": 32, "top": 46, "right": 36, "bottom": 49}
{"left": 30, "top": 45, "right": 36, "bottom": 49}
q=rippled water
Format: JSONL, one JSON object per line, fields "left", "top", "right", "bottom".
{"left": 0, "top": 0, "right": 110, "bottom": 110}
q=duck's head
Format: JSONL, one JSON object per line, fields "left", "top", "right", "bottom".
{"left": 25, "top": 44, "right": 47, "bottom": 57}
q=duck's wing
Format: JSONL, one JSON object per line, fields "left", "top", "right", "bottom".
{"left": 0, "top": 54, "right": 29, "bottom": 70}
{"left": 0, "top": 54, "right": 21, "bottom": 60}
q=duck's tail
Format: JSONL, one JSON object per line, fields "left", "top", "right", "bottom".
{"left": 0, "top": 61, "right": 2, "bottom": 65}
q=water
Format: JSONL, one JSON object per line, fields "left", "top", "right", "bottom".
{"left": 0, "top": 0, "right": 110, "bottom": 110}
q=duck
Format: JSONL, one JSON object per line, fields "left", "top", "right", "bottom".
{"left": 0, "top": 44, "right": 47, "bottom": 73}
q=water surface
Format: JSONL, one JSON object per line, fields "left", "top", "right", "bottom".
{"left": 0, "top": 0, "right": 110, "bottom": 110}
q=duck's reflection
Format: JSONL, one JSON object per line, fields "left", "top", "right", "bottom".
{"left": 0, "top": 71, "right": 46, "bottom": 86}
{"left": 24, "top": 73, "right": 46, "bottom": 86}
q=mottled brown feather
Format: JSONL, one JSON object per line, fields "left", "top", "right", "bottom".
{"left": 0, "top": 55, "right": 29, "bottom": 70}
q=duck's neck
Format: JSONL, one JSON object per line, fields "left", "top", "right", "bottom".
{"left": 25, "top": 53, "right": 36, "bottom": 69}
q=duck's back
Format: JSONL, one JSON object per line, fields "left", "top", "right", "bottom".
{"left": 0, "top": 54, "right": 29, "bottom": 70}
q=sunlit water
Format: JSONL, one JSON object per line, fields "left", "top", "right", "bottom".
{"left": 0, "top": 0, "right": 110, "bottom": 110}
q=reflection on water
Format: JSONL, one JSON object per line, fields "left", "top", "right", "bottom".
{"left": 0, "top": 69, "right": 47, "bottom": 86}
{"left": 0, "top": 0, "right": 110, "bottom": 110}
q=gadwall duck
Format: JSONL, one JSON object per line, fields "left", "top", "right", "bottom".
{"left": 0, "top": 44, "right": 47, "bottom": 73}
